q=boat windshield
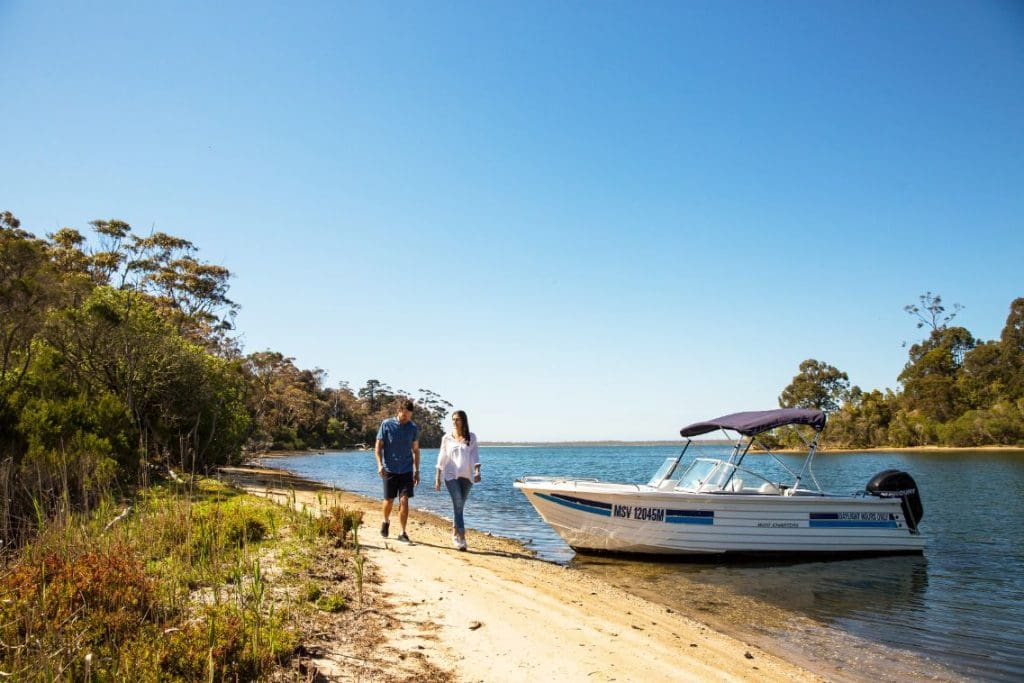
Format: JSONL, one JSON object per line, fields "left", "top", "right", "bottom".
{"left": 675, "top": 458, "right": 724, "bottom": 492}
{"left": 676, "top": 457, "right": 793, "bottom": 494}
{"left": 647, "top": 457, "right": 682, "bottom": 487}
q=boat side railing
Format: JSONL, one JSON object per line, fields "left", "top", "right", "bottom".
{"left": 516, "top": 476, "right": 600, "bottom": 484}
{"left": 514, "top": 476, "right": 643, "bottom": 491}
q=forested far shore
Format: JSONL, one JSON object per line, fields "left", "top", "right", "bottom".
{"left": 0, "top": 211, "right": 450, "bottom": 552}
{"left": 775, "top": 292, "right": 1024, "bottom": 449}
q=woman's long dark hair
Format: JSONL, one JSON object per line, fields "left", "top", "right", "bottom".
{"left": 453, "top": 410, "right": 470, "bottom": 442}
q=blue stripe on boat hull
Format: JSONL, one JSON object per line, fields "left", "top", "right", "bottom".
{"left": 809, "top": 520, "right": 899, "bottom": 528}
{"left": 665, "top": 508, "right": 715, "bottom": 525}
{"left": 665, "top": 516, "right": 715, "bottom": 525}
{"left": 535, "top": 492, "right": 611, "bottom": 517}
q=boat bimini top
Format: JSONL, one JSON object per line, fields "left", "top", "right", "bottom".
{"left": 679, "top": 408, "right": 827, "bottom": 438}
{"left": 671, "top": 408, "right": 828, "bottom": 495}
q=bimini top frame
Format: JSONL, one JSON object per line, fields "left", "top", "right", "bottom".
{"left": 675, "top": 408, "right": 828, "bottom": 493}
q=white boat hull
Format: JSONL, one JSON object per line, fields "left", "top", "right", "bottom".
{"left": 514, "top": 479, "right": 926, "bottom": 556}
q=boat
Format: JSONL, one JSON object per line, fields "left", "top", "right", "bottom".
{"left": 513, "top": 408, "right": 925, "bottom": 557}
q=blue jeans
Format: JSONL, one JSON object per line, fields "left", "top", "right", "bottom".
{"left": 444, "top": 477, "right": 473, "bottom": 533}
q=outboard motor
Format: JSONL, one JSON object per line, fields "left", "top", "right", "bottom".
{"left": 866, "top": 470, "right": 924, "bottom": 531}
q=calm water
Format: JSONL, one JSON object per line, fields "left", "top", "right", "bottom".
{"left": 260, "top": 445, "right": 1024, "bottom": 682}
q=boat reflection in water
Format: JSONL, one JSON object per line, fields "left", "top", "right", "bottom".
{"left": 573, "top": 553, "right": 928, "bottom": 623}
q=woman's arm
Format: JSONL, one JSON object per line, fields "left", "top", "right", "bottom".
{"left": 470, "top": 434, "right": 481, "bottom": 482}
{"left": 435, "top": 435, "right": 448, "bottom": 490}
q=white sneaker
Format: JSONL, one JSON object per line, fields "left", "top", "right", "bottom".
{"left": 458, "top": 537, "right": 468, "bottom": 551}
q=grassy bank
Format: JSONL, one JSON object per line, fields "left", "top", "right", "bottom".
{"left": 0, "top": 477, "right": 371, "bottom": 681}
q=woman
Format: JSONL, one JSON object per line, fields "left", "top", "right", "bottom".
{"left": 434, "top": 410, "right": 481, "bottom": 551}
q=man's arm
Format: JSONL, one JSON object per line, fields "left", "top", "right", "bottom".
{"left": 375, "top": 439, "right": 385, "bottom": 478}
{"left": 412, "top": 440, "right": 421, "bottom": 486}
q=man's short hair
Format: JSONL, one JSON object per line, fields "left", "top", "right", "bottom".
{"left": 396, "top": 398, "right": 415, "bottom": 412}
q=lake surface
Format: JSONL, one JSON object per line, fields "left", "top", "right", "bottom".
{"left": 259, "top": 445, "right": 1024, "bottom": 682}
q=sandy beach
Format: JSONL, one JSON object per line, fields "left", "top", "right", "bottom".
{"left": 220, "top": 465, "right": 821, "bottom": 682}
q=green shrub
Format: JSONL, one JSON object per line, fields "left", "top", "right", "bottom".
{"left": 316, "top": 593, "right": 348, "bottom": 613}
{"left": 302, "top": 582, "right": 323, "bottom": 602}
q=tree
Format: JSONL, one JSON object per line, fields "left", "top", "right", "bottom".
{"left": 826, "top": 388, "right": 898, "bottom": 448}
{"left": 415, "top": 388, "right": 453, "bottom": 448}
{"left": 898, "top": 326, "right": 976, "bottom": 422}
{"left": 80, "top": 221, "right": 239, "bottom": 353}
{"left": 998, "top": 297, "right": 1024, "bottom": 400}
{"left": 0, "top": 213, "right": 59, "bottom": 399}
{"left": 778, "top": 359, "right": 851, "bottom": 413}
{"left": 958, "top": 341, "right": 1003, "bottom": 410}
{"left": 242, "top": 352, "right": 330, "bottom": 450}
{"left": 904, "top": 291, "right": 964, "bottom": 333}
{"left": 41, "top": 286, "right": 245, "bottom": 474}
{"left": 358, "top": 379, "right": 394, "bottom": 413}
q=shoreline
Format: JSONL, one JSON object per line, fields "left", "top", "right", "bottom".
{"left": 256, "top": 443, "right": 1024, "bottom": 454}
{"left": 219, "top": 463, "right": 824, "bottom": 682}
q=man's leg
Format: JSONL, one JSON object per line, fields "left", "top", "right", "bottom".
{"left": 398, "top": 494, "right": 409, "bottom": 533}
{"left": 381, "top": 498, "right": 393, "bottom": 537}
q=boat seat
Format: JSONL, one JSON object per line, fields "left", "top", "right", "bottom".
{"left": 758, "top": 482, "right": 781, "bottom": 494}
{"left": 727, "top": 477, "right": 744, "bottom": 492}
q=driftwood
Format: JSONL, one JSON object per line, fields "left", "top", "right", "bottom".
{"left": 104, "top": 506, "right": 133, "bottom": 532}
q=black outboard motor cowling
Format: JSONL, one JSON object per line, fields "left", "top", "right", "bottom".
{"left": 866, "top": 469, "right": 923, "bottom": 531}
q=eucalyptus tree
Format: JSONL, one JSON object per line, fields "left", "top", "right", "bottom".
{"left": 40, "top": 285, "right": 248, "bottom": 472}
{"left": 778, "top": 359, "right": 851, "bottom": 413}
{"left": 898, "top": 326, "right": 977, "bottom": 423}
{"left": 242, "top": 351, "right": 328, "bottom": 449}
{"left": 81, "top": 220, "right": 239, "bottom": 354}
{"left": 903, "top": 291, "right": 964, "bottom": 333}
{"left": 894, "top": 291, "right": 975, "bottom": 429}
{"left": 998, "top": 297, "right": 1024, "bottom": 400}
{"left": 414, "top": 388, "right": 453, "bottom": 448}
{"left": 0, "top": 213, "right": 59, "bottom": 401}
{"left": 358, "top": 379, "right": 393, "bottom": 412}
{"left": 958, "top": 341, "right": 1004, "bottom": 410}
{"left": 826, "top": 388, "right": 898, "bottom": 448}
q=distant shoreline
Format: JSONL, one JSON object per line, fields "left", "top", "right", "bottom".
{"left": 254, "top": 441, "right": 1024, "bottom": 455}
{"left": 481, "top": 441, "right": 1024, "bottom": 451}
{"left": 479, "top": 440, "right": 700, "bottom": 447}
{"left": 816, "top": 444, "right": 1024, "bottom": 454}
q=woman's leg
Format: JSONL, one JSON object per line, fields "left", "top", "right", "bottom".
{"left": 457, "top": 478, "right": 473, "bottom": 544}
{"left": 444, "top": 478, "right": 467, "bottom": 534}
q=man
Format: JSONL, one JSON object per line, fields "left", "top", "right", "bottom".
{"left": 375, "top": 398, "right": 420, "bottom": 542}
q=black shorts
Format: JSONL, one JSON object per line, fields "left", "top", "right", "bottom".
{"left": 383, "top": 471, "right": 415, "bottom": 500}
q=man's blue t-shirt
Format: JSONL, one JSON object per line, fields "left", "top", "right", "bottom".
{"left": 376, "top": 418, "right": 419, "bottom": 474}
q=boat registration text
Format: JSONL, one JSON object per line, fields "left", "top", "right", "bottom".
{"left": 612, "top": 504, "right": 666, "bottom": 522}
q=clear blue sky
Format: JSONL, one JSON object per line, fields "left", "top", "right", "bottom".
{"left": 2, "top": 1, "right": 1022, "bottom": 440}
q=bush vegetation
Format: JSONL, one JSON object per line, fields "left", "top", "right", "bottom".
{"left": 1, "top": 210, "right": 449, "bottom": 553}
{"left": 0, "top": 477, "right": 366, "bottom": 680}
{"left": 778, "top": 293, "right": 1024, "bottom": 447}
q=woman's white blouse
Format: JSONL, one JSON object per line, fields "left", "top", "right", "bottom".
{"left": 435, "top": 432, "right": 480, "bottom": 481}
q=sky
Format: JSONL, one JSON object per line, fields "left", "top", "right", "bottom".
{"left": 2, "top": 1, "right": 1022, "bottom": 441}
